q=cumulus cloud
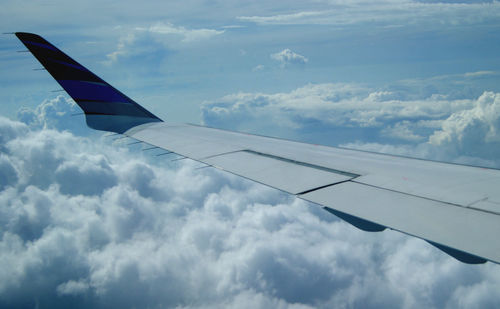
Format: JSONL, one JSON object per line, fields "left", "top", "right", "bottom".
{"left": 381, "top": 121, "right": 425, "bottom": 142}
{"left": 1, "top": 96, "right": 500, "bottom": 308}
{"left": 271, "top": 49, "right": 308, "bottom": 67}
{"left": 429, "top": 92, "right": 500, "bottom": 158}
{"left": 202, "top": 84, "right": 457, "bottom": 131}
{"left": 202, "top": 83, "right": 473, "bottom": 131}
{"left": 16, "top": 95, "right": 91, "bottom": 135}
{"left": 0, "top": 116, "right": 28, "bottom": 150}
{"left": 202, "top": 83, "right": 500, "bottom": 167}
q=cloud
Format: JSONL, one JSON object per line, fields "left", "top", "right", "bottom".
{"left": 429, "top": 92, "right": 500, "bottom": 158}
{"left": 104, "top": 21, "right": 225, "bottom": 64}
{"left": 237, "top": 1, "right": 500, "bottom": 28}
{"left": 56, "top": 280, "right": 90, "bottom": 296}
{"left": 106, "top": 32, "right": 136, "bottom": 64}
{"left": 0, "top": 116, "right": 28, "bottom": 150}
{"left": 253, "top": 64, "right": 265, "bottom": 72}
{"left": 139, "top": 22, "right": 225, "bottom": 43}
{"left": 463, "top": 71, "right": 497, "bottom": 78}
{"left": 381, "top": 121, "right": 426, "bottom": 142}
{"left": 16, "top": 95, "right": 90, "bottom": 135}
{"left": 0, "top": 154, "right": 18, "bottom": 191}
{"left": 239, "top": 11, "right": 325, "bottom": 25}
{"left": 271, "top": 49, "right": 308, "bottom": 67}
{"left": 1, "top": 95, "right": 500, "bottom": 308}
{"left": 201, "top": 83, "right": 455, "bottom": 130}
{"left": 202, "top": 83, "right": 500, "bottom": 167}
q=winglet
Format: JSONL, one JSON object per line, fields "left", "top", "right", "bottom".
{"left": 15, "top": 32, "right": 162, "bottom": 133}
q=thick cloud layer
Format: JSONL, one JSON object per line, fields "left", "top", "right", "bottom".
{"left": 1, "top": 97, "right": 500, "bottom": 308}
{"left": 202, "top": 83, "right": 500, "bottom": 167}
{"left": 430, "top": 92, "right": 500, "bottom": 158}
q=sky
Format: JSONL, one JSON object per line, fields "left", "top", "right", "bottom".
{"left": 1, "top": 0, "right": 500, "bottom": 308}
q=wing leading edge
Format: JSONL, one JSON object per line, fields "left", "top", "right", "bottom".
{"left": 15, "top": 33, "right": 500, "bottom": 264}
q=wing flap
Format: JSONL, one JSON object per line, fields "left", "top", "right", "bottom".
{"left": 300, "top": 181, "right": 500, "bottom": 263}
{"left": 204, "top": 150, "right": 355, "bottom": 194}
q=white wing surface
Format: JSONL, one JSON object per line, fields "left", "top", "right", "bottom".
{"left": 16, "top": 32, "right": 500, "bottom": 264}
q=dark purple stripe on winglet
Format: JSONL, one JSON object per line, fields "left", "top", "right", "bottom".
{"left": 47, "top": 58, "right": 88, "bottom": 71}
{"left": 22, "top": 40, "right": 58, "bottom": 52}
{"left": 58, "top": 79, "right": 133, "bottom": 103}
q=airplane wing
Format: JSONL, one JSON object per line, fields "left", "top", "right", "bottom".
{"left": 15, "top": 32, "right": 500, "bottom": 264}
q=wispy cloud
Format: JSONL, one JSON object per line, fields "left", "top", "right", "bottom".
{"left": 464, "top": 71, "right": 497, "bottom": 78}
{"left": 106, "top": 32, "right": 136, "bottom": 64}
{"left": 138, "top": 22, "right": 225, "bottom": 43}
{"left": 104, "top": 21, "right": 225, "bottom": 64}
{"left": 239, "top": 11, "right": 325, "bottom": 25}
{"left": 238, "top": 1, "right": 500, "bottom": 27}
{"left": 252, "top": 64, "right": 265, "bottom": 72}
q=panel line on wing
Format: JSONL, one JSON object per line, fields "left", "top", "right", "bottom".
{"left": 244, "top": 150, "right": 360, "bottom": 178}
{"left": 296, "top": 179, "right": 353, "bottom": 195}
{"left": 199, "top": 149, "right": 246, "bottom": 160}
{"left": 351, "top": 179, "right": 500, "bottom": 216}
{"left": 199, "top": 148, "right": 360, "bottom": 180}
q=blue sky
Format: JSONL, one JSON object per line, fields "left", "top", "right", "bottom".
{"left": 1, "top": 0, "right": 500, "bottom": 308}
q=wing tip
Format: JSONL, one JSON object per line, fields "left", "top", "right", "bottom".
{"left": 15, "top": 32, "right": 162, "bottom": 134}
{"left": 15, "top": 32, "right": 43, "bottom": 40}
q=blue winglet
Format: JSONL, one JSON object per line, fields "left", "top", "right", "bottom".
{"left": 15, "top": 32, "right": 162, "bottom": 133}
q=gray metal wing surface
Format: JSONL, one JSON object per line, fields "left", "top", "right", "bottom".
{"left": 126, "top": 122, "right": 500, "bottom": 264}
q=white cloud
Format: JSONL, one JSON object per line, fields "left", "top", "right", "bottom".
{"left": 139, "top": 22, "right": 225, "bottom": 43}
{"left": 106, "top": 32, "right": 136, "bottom": 64}
{"left": 464, "top": 71, "right": 497, "bottom": 78}
{"left": 202, "top": 83, "right": 500, "bottom": 166}
{"left": 0, "top": 116, "right": 28, "bottom": 152}
{"left": 238, "top": 1, "right": 500, "bottom": 28}
{"left": 381, "top": 121, "right": 425, "bottom": 142}
{"left": 16, "top": 96, "right": 90, "bottom": 135}
{"left": 271, "top": 49, "right": 308, "bottom": 67}
{"left": 104, "top": 21, "right": 225, "bottom": 64}
{"left": 202, "top": 83, "right": 468, "bottom": 131}
{"left": 239, "top": 11, "right": 325, "bottom": 25}
{"left": 56, "top": 280, "right": 90, "bottom": 296}
{"left": 429, "top": 92, "right": 500, "bottom": 158}
{"left": 2, "top": 95, "right": 500, "bottom": 308}
{"left": 253, "top": 64, "right": 265, "bottom": 72}
{"left": 0, "top": 154, "right": 18, "bottom": 191}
